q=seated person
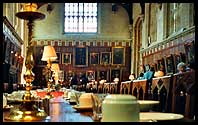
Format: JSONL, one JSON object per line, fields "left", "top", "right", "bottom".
{"left": 71, "top": 74, "right": 78, "bottom": 90}
{"left": 143, "top": 66, "right": 155, "bottom": 82}
{"left": 177, "top": 62, "right": 186, "bottom": 73}
{"left": 137, "top": 72, "right": 145, "bottom": 80}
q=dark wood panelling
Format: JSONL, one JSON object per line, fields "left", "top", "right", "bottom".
{"left": 33, "top": 46, "right": 131, "bottom": 86}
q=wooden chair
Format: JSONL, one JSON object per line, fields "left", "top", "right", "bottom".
{"left": 120, "top": 81, "right": 132, "bottom": 94}
{"left": 171, "top": 71, "right": 195, "bottom": 119}
{"left": 109, "top": 82, "right": 118, "bottom": 94}
{"left": 103, "top": 82, "right": 110, "bottom": 94}
{"left": 131, "top": 79, "right": 147, "bottom": 100}
{"left": 97, "top": 83, "right": 103, "bottom": 93}
{"left": 151, "top": 75, "right": 172, "bottom": 112}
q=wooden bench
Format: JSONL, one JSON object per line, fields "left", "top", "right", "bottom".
{"left": 151, "top": 75, "right": 172, "bottom": 112}
{"left": 171, "top": 71, "right": 195, "bottom": 119}
{"left": 131, "top": 79, "right": 147, "bottom": 100}
{"left": 120, "top": 81, "right": 132, "bottom": 94}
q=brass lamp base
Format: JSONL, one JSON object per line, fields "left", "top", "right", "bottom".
{"left": 5, "top": 100, "right": 48, "bottom": 121}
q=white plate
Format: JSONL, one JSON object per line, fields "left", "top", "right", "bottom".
{"left": 138, "top": 100, "right": 160, "bottom": 105}
{"left": 140, "top": 112, "right": 184, "bottom": 121}
{"left": 72, "top": 105, "right": 92, "bottom": 111}
{"left": 138, "top": 100, "right": 160, "bottom": 111}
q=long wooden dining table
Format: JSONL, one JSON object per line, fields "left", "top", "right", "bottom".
{"left": 3, "top": 98, "right": 195, "bottom": 122}
{"left": 3, "top": 100, "right": 94, "bottom": 122}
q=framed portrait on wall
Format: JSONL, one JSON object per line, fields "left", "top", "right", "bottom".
{"left": 62, "top": 53, "right": 71, "bottom": 64}
{"left": 157, "top": 58, "right": 165, "bottom": 72}
{"left": 165, "top": 54, "right": 175, "bottom": 75}
{"left": 112, "top": 47, "right": 125, "bottom": 65}
{"left": 100, "top": 52, "right": 111, "bottom": 65}
{"left": 86, "top": 70, "right": 96, "bottom": 81}
{"left": 184, "top": 41, "right": 195, "bottom": 64}
{"left": 98, "top": 70, "right": 109, "bottom": 81}
{"left": 90, "top": 53, "right": 99, "bottom": 65}
{"left": 173, "top": 53, "right": 182, "bottom": 73}
{"left": 73, "top": 46, "right": 88, "bottom": 67}
{"left": 110, "top": 69, "right": 122, "bottom": 82}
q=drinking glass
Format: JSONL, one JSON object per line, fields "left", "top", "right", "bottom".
{"left": 73, "top": 91, "right": 83, "bottom": 106}
{"left": 91, "top": 94, "right": 108, "bottom": 121}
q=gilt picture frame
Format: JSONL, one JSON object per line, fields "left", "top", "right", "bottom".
{"left": 165, "top": 54, "right": 174, "bottom": 75}
{"left": 62, "top": 53, "right": 71, "bottom": 64}
{"left": 112, "top": 47, "right": 125, "bottom": 65}
{"left": 100, "top": 52, "right": 111, "bottom": 65}
{"left": 98, "top": 70, "right": 109, "bottom": 81}
{"left": 184, "top": 41, "right": 195, "bottom": 64}
{"left": 86, "top": 70, "right": 96, "bottom": 81}
{"left": 90, "top": 53, "right": 99, "bottom": 65}
{"left": 110, "top": 69, "right": 122, "bottom": 82}
{"left": 73, "top": 46, "right": 88, "bottom": 67}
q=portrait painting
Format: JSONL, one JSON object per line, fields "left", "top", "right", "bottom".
{"left": 112, "top": 47, "right": 125, "bottom": 65}
{"left": 165, "top": 55, "right": 174, "bottom": 75}
{"left": 90, "top": 53, "right": 99, "bottom": 65}
{"left": 62, "top": 53, "right": 71, "bottom": 64}
{"left": 73, "top": 46, "right": 88, "bottom": 67}
{"left": 100, "top": 52, "right": 111, "bottom": 65}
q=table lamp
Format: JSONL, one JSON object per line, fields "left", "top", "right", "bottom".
{"left": 129, "top": 74, "right": 135, "bottom": 81}
{"left": 114, "top": 78, "right": 119, "bottom": 84}
{"left": 41, "top": 45, "right": 57, "bottom": 95}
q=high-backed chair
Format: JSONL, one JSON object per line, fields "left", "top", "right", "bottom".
{"left": 109, "top": 82, "right": 118, "bottom": 94}
{"left": 131, "top": 79, "right": 147, "bottom": 100}
{"left": 97, "top": 83, "right": 103, "bottom": 93}
{"left": 120, "top": 81, "right": 132, "bottom": 94}
{"left": 103, "top": 82, "right": 110, "bottom": 94}
{"left": 171, "top": 71, "right": 195, "bottom": 119}
{"left": 151, "top": 75, "right": 172, "bottom": 112}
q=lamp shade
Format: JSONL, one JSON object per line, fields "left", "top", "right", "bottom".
{"left": 129, "top": 74, "right": 135, "bottom": 81}
{"left": 41, "top": 45, "right": 57, "bottom": 61}
{"left": 114, "top": 78, "right": 119, "bottom": 82}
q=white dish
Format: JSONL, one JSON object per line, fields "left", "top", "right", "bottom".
{"left": 138, "top": 100, "right": 159, "bottom": 111}
{"left": 138, "top": 100, "right": 160, "bottom": 105}
{"left": 72, "top": 105, "right": 92, "bottom": 111}
{"left": 140, "top": 112, "right": 184, "bottom": 121}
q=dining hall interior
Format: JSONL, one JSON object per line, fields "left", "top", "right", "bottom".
{"left": 2, "top": 3, "right": 197, "bottom": 122}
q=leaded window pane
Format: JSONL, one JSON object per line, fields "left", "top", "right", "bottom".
{"left": 64, "top": 3, "right": 97, "bottom": 33}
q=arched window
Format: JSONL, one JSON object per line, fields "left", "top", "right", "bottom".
{"left": 167, "top": 3, "right": 181, "bottom": 35}
{"left": 64, "top": 3, "right": 98, "bottom": 33}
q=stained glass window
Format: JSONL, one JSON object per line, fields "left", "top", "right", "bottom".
{"left": 64, "top": 3, "right": 97, "bottom": 33}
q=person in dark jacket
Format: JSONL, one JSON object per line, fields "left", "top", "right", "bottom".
{"left": 80, "top": 73, "right": 88, "bottom": 90}
{"left": 71, "top": 73, "right": 78, "bottom": 90}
